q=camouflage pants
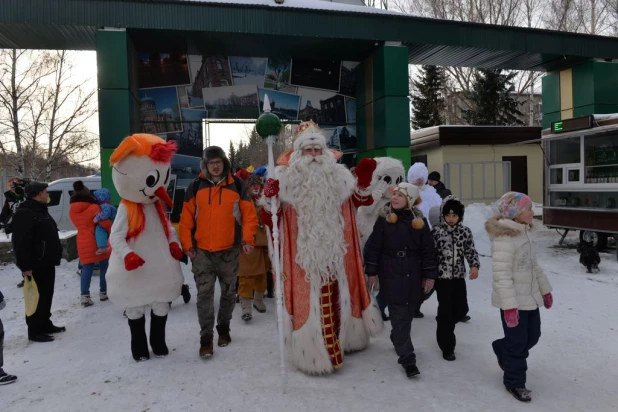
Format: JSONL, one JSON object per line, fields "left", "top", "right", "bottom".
{"left": 192, "top": 247, "right": 240, "bottom": 341}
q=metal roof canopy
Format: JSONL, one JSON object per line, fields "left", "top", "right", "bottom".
{"left": 2, "top": 0, "right": 618, "bottom": 71}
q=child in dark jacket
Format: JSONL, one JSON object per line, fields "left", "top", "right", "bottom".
{"left": 92, "top": 188, "right": 117, "bottom": 255}
{"left": 431, "top": 195, "right": 480, "bottom": 361}
{"left": 0, "top": 290, "right": 18, "bottom": 385}
{"left": 364, "top": 183, "right": 438, "bottom": 378}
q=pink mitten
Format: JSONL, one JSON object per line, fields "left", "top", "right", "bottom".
{"left": 504, "top": 309, "right": 519, "bottom": 328}
{"left": 422, "top": 278, "right": 435, "bottom": 294}
{"left": 543, "top": 293, "right": 553, "bottom": 309}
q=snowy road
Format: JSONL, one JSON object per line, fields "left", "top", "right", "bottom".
{"left": 1, "top": 224, "right": 617, "bottom": 411}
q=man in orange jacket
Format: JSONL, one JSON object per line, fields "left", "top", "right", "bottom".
{"left": 179, "top": 146, "right": 258, "bottom": 359}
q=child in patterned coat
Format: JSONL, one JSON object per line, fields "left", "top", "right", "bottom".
{"left": 431, "top": 195, "right": 480, "bottom": 361}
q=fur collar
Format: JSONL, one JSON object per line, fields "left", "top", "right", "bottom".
{"left": 485, "top": 215, "right": 538, "bottom": 238}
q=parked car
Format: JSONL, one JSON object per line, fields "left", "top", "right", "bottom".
{"left": 47, "top": 176, "right": 101, "bottom": 230}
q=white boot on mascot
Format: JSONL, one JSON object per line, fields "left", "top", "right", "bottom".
{"left": 106, "top": 133, "right": 185, "bottom": 362}
{"left": 407, "top": 162, "right": 443, "bottom": 229}
{"left": 356, "top": 157, "right": 406, "bottom": 250}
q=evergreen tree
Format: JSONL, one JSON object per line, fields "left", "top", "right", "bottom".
{"left": 411, "top": 65, "right": 446, "bottom": 129}
{"left": 462, "top": 69, "right": 524, "bottom": 126}
{"left": 228, "top": 141, "right": 237, "bottom": 171}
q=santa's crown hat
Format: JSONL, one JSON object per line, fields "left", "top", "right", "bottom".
{"left": 292, "top": 120, "right": 327, "bottom": 151}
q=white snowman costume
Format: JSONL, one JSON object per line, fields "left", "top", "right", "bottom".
{"left": 407, "top": 162, "right": 443, "bottom": 229}
{"left": 106, "top": 133, "right": 184, "bottom": 361}
{"left": 356, "top": 157, "right": 406, "bottom": 250}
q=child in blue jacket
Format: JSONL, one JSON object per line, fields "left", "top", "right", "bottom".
{"left": 92, "top": 188, "right": 117, "bottom": 255}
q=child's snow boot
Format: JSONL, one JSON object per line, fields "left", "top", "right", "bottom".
{"left": 149, "top": 311, "right": 169, "bottom": 358}
{"left": 80, "top": 294, "right": 94, "bottom": 307}
{"left": 128, "top": 316, "right": 150, "bottom": 362}
{"left": 253, "top": 291, "right": 266, "bottom": 313}
{"left": 99, "top": 292, "right": 108, "bottom": 301}
{"left": 241, "top": 298, "right": 252, "bottom": 322}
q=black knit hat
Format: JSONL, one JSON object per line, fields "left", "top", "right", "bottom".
{"left": 72, "top": 180, "right": 91, "bottom": 197}
{"left": 24, "top": 181, "right": 48, "bottom": 198}
{"left": 442, "top": 198, "right": 464, "bottom": 220}
{"left": 428, "top": 171, "right": 441, "bottom": 182}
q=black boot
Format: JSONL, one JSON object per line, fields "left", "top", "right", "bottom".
{"left": 128, "top": 316, "right": 150, "bottom": 362}
{"left": 181, "top": 284, "right": 191, "bottom": 304}
{"left": 405, "top": 364, "right": 420, "bottom": 378}
{"left": 506, "top": 387, "right": 531, "bottom": 402}
{"left": 266, "top": 270, "right": 274, "bottom": 298}
{"left": 149, "top": 311, "right": 169, "bottom": 358}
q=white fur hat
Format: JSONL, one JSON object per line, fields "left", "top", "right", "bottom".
{"left": 407, "top": 162, "right": 429, "bottom": 185}
{"left": 393, "top": 182, "right": 421, "bottom": 210}
{"left": 292, "top": 120, "right": 327, "bottom": 151}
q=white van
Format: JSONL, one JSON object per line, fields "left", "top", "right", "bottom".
{"left": 47, "top": 176, "right": 101, "bottom": 230}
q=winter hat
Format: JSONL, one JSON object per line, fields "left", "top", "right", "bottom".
{"left": 428, "top": 171, "right": 441, "bottom": 182}
{"left": 93, "top": 188, "right": 111, "bottom": 204}
{"left": 246, "top": 174, "right": 263, "bottom": 187}
{"left": 407, "top": 162, "right": 429, "bottom": 186}
{"left": 72, "top": 180, "right": 91, "bottom": 198}
{"left": 24, "top": 181, "right": 48, "bottom": 198}
{"left": 387, "top": 182, "right": 425, "bottom": 230}
{"left": 292, "top": 120, "right": 327, "bottom": 151}
{"left": 497, "top": 191, "right": 533, "bottom": 219}
{"left": 442, "top": 198, "right": 464, "bottom": 220}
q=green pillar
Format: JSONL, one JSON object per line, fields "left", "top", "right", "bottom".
{"left": 356, "top": 45, "right": 411, "bottom": 170}
{"left": 96, "top": 29, "right": 139, "bottom": 205}
{"left": 542, "top": 61, "right": 618, "bottom": 129}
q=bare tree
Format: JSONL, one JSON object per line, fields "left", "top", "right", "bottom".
{"left": 0, "top": 49, "right": 55, "bottom": 177}
{"left": 39, "top": 50, "right": 98, "bottom": 181}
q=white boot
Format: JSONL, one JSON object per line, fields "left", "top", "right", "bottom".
{"left": 241, "top": 298, "right": 252, "bottom": 322}
{"left": 253, "top": 291, "right": 266, "bottom": 313}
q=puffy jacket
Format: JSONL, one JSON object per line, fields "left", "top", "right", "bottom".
{"left": 179, "top": 172, "right": 258, "bottom": 253}
{"left": 433, "top": 181, "right": 452, "bottom": 199}
{"left": 485, "top": 216, "right": 552, "bottom": 311}
{"left": 12, "top": 198, "right": 62, "bottom": 271}
{"left": 364, "top": 207, "right": 438, "bottom": 305}
{"left": 69, "top": 193, "right": 112, "bottom": 265}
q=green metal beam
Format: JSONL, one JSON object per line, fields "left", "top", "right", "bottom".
{"left": 1, "top": 0, "right": 618, "bottom": 70}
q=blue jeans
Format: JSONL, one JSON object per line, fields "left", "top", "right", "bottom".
{"left": 493, "top": 309, "right": 542, "bottom": 389}
{"left": 81, "top": 259, "right": 108, "bottom": 296}
{"left": 95, "top": 225, "right": 109, "bottom": 249}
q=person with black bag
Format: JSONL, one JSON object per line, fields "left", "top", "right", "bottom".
{"left": 11, "top": 181, "right": 65, "bottom": 343}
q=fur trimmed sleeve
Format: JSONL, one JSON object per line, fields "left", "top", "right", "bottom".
{"left": 491, "top": 237, "right": 519, "bottom": 310}
{"left": 464, "top": 227, "right": 480, "bottom": 269}
{"left": 109, "top": 203, "right": 133, "bottom": 260}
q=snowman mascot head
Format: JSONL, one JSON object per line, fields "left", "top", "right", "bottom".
{"left": 356, "top": 157, "right": 406, "bottom": 249}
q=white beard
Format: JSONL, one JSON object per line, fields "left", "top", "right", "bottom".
{"left": 283, "top": 152, "right": 348, "bottom": 285}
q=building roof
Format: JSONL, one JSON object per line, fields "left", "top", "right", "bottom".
{"left": 2, "top": 0, "right": 618, "bottom": 70}
{"left": 410, "top": 126, "right": 542, "bottom": 150}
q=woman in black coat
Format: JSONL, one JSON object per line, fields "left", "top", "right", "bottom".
{"left": 365, "top": 182, "right": 438, "bottom": 378}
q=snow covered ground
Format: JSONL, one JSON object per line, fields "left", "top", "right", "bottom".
{"left": 1, "top": 205, "right": 618, "bottom": 411}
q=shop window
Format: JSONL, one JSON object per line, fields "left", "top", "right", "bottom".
{"left": 584, "top": 133, "right": 618, "bottom": 183}
{"left": 549, "top": 190, "right": 618, "bottom": 209}
{"left": 549, "top": 137, "right": 580, "bottom": 165}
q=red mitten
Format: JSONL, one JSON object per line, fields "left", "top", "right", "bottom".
{"left": 263, "top": 178, "right": 280, "bottom": 198}
{"left": 504, "top": 309, "right": 519, "bottom": 328}
{"left": 355, "top": 158, "right": 377, "bottom": 190}
{"left": 169, "top": 242, "right": 183, "bottom": 261}
{"left": 543, "top": 293, "right": 553, "bottom": 309}
{"left": 124, "top": 252, "right": 145, "bottom": 271}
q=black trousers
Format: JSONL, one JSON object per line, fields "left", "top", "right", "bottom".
{"left": 25, "top": 266, "right": 56, "bottom": 337}
{"left": 0, "top": 317, "right": 4, "bottom": 372}
{"left": 388, "top": 303, "right": 417, "bottom": 368}
{"left": 435, "top": 278, "right": 469, "bottom": 354}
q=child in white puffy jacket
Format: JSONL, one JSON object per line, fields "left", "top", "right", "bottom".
{"left": 485, "top": 192, "right": 553, "bottom": 403}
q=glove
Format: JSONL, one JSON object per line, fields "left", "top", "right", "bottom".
{"left": 504, "top": 309, "right": 519, "bottom": 328}
{"left": 422, "top": 278, "right": 435, "bottom": 294}
{"left": 366, "top": 275, "right": 378, "bottom": 291}
{"left": 355, "top": 158, "right": 377, "bottom": 192}
{"left": 263, "top": 178, "right": 280, "bottom": 198}
{"left": 124, "top": 252, "right": 145, "bottom": 271}
{"left": 543, "top": 293, "right": 553, "bottom": 309}
{"left": 169, "top": 242, "right": 183, "bottom": 261}
{"left": 372, "top": 180, "right": 390, "bottom": 200}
